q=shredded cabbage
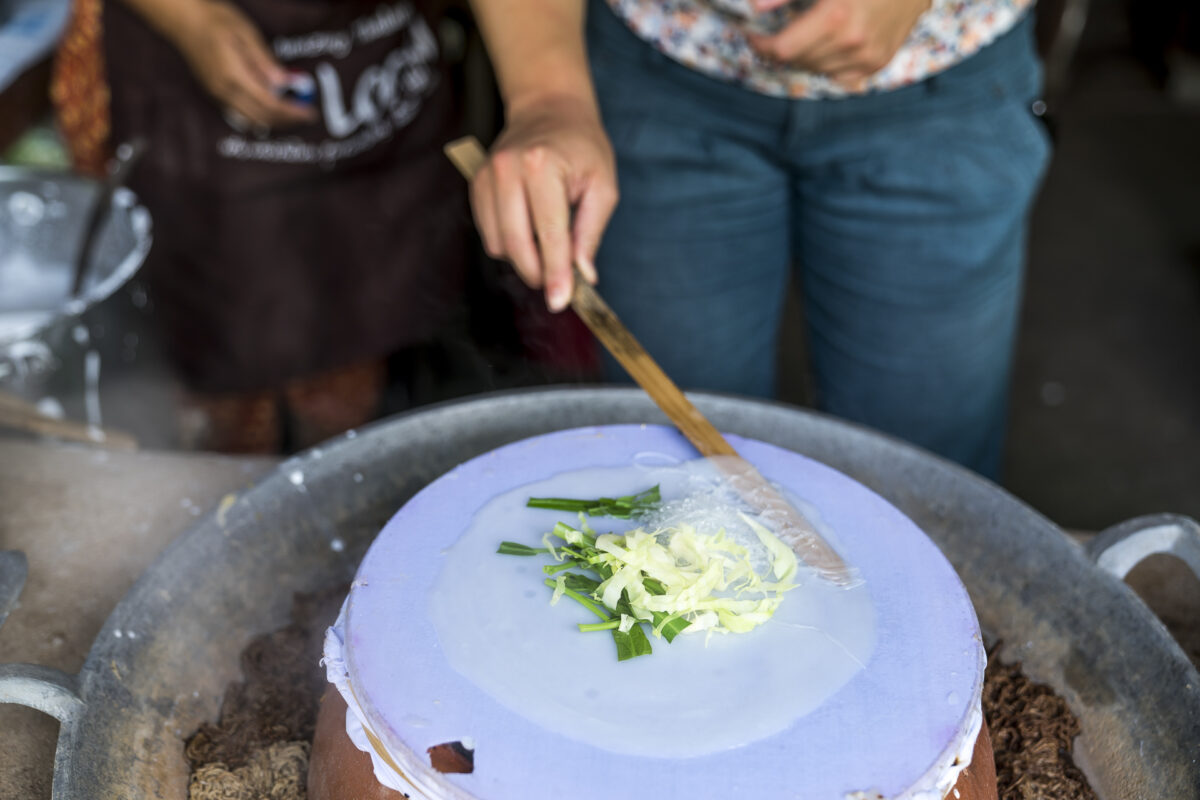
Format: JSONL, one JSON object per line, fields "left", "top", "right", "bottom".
{"left": 550, "top": 574, "right": 567, "bottom": 606}
{"left": 590, "top": 520, "right": 799, "bottom": 638}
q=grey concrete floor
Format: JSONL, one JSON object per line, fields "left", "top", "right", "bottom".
{"left": 0, "top": 442, "right": 276, "bottom": 800}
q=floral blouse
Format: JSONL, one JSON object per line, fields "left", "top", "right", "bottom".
{"left": 604, "top": 0, "right": 1036, "bottom": 98}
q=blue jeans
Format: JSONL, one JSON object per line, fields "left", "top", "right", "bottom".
{"left": 586, "top": 2, "right": 1051, "bottom": 479}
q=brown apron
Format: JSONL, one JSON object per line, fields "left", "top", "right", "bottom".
{"left": 103, "top": 0, "right": 467, "bottom": 392}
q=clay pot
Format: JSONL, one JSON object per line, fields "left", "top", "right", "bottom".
{"left": 310, "top": 687, "right": 406, "bottom": 800}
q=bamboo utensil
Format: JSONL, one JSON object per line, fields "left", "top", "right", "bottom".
{"left": 0, "top": 390, "right": 137, "bottom": 450}
{"left": 445, "top": 136, "right": 854, "bottom": 585}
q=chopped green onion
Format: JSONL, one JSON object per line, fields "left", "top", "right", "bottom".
{"left": 504, "top": 487, "right": 797, "bottom": 662}
{"left": 542, "top": 578, "right": 610, "bottom": 621}
{"left": 578, "top": 620, "right": 620, "bottom": 632}
{"left": 497, "top": 541, "right": 549, "bottom": 556}
{"left": 527, "top": 486, "right": 661, "bottom": 519}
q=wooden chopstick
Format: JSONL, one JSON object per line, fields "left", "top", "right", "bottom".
{"left": 444, "top": 136, "right": 854, "bottom": 585}
{"left": 567, "top": 281, "right": 738, "bottom": 458}
{"left": 0, "top": 389, "right": 138, "bottom": 450}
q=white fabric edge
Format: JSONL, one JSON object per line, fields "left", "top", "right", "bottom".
{"left": 322, "top": 597, "right": 422, "bottom": 797}
{"left": 872, "top": 638, "right": 988, "bottom": 800}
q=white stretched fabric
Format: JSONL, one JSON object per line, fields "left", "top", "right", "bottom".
{"left": 321, "top": 599, "right": 415, "bottom": 796}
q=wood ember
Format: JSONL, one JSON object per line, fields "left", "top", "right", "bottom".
{"left": 983, "top": 655, "right": 1098, "bottom": 800}
{"left": 184, "top": 583, "right": 347, "bottom": 796}
{"left": 427, "top": 740, "right": 475, "bottom": 774}
{"left": 189, "top": 741, "right": 309, "bottom": 800}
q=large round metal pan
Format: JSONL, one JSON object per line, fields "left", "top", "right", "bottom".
{"left": 2, "top": 387, "right": 1198, "bottom": 799}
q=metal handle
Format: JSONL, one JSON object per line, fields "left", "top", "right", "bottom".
{"left": 1085, "top": 513, "right": 1200, "bottom": 582}
{"left": 1, "top": 550, "right": 27, "bottom": 628}
{"left": 0, "top": 663, "right": 83, "bottom": 722}
{"left": 0, "top": 550, "right": 84, "bottom": 723}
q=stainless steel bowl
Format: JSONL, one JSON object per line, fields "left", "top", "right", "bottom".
{"left": 0, "top": 168, "right": 151, "bottom": 395}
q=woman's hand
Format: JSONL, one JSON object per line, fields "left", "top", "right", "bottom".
{"left": 746, "top": 0, "right": 932, "bottom": 89}
{"left": 470, "top": 93, "right": 618, "bottom": 311}
{"left": 168, "top": 0, "right": 317, "bottom": 128}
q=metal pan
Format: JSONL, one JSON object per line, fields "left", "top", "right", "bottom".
{"left": 1, "top": 387, "right": 1197, "bottom": 799}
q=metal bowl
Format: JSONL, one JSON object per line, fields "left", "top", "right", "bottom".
{"left": 1, "top": 388, "right": 1198, "bottom": 799}
{"left": 0, "top": 168, "right": 151, "bottom": 392}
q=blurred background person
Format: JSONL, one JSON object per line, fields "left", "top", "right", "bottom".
{"left": 52, "top": 0, "right": 468, "bottom": 452}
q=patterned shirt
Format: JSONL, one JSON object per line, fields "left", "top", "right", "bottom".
{"left": 604, "top": 0, "right": 1036, "bottom": 98}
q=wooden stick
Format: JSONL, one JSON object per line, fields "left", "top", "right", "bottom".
{"left": 0, "top": 390, "right": 138, "bottom": 450}
{"left": 443, "top": 137, "right": 854, "bottom": 585}
{"left": 567, "top": 281, "right": 738, "bottom": 458}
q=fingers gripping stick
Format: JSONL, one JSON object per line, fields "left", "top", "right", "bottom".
{"left": 444, "top": 136, "right": 857, "bottom": 586}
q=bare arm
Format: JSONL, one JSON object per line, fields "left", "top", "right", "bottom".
{"left": 469, "top": 0, "right": 618, "bottom": 311}
{"left": 117, "top": 0, "right": 316, "bottom": 127}
{"left": 470, "top": 0, "right": 595, "bottom": 113}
